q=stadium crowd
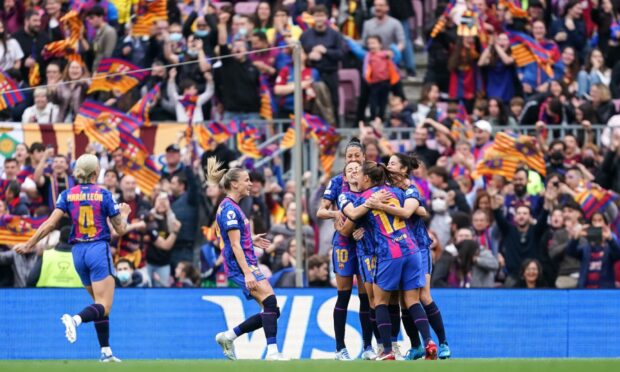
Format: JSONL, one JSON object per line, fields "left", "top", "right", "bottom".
{"left": 1, "top": 0, "right": 620, "bottom": 289}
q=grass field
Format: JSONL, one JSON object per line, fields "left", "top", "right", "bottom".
{"left": 1, "top": 359, "right": 619, "bottom": 372}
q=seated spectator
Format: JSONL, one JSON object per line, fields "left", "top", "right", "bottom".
{"left": 21, "top": 88, "right": 59, "bottom": 124}
{"left": 516, "top": 259, "right": 548, "bottom": 288}
{"left": 486, "top": 97, "right": 517, "bottom": 127}
{"left": 578, "top": 48, "right": 611, "bottom": 99}
{"left": 455, "top": 239, "right": 499, "bottom": 288}
{"left": 5, "top": 180, "right": 28, "bottom": 216}
{"left": 550, "top": 0, "right": 587, "bottom": 63}
{"left": 590, "top": 83, "right": 617, "bottom": 124}
{"left": 115, "top": 258, "right": 146, "bottom": 288}
{"left": 0, "top": 19, "right": 23, "bottom": 71}
{"left": 174, "top": 261, "right": 200, "bottom": 288}
{"left": 307, "top": 254, "right": 330, "bottom": 287}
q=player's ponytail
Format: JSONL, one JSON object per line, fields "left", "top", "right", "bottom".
{"left": 205, "top": 156, "right": 247, "bottom": 191}
{"left": 393, "top": 153, "right": 420, "bottom": 174}
{"left": 74, "top": 154, "right": 99, "bottom": 184}
{"left": 363, "top": 161, "right": 406, "bottom": 187}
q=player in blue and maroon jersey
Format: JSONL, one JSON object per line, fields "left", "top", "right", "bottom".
{"left": 367, "top": 153, "right": 450, "bottom": 360}
{"left": 340, "top": 161, "right": 437, "bottom": 361}
{"left": 317, "top": 137, "right": 372, "bottom": 360}
{"left": 207, "top": 157, "right": 287, "bottom": 361}
{"left": 14, "top": 154, "right": 131, "bottom": 362}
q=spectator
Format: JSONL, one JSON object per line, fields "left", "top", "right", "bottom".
{"left": 412, "top": 126, "right": 440, "bottom": 167}
{"left": 556, "top": 46, "right": 580, "bottom": 95}
{"left": 0, "top": 0, "right": 23, "bottom": 35}
{"left": 504, "top": 168, "right": 543, "bottom": 223}
{"left": 170, "top": 160, "right": 200, "bottom": 271}
{"left": 274, "top": 48, "right": 320, "bottom": 116}
{"left": 167, "top": 67, "right": 214, "bottom": 124}
{"left": 174, "top": 261, "right": 200, "bottom": 287}
{"left": 27, "top": 226, "right": 82, "bottom": 288}
{"left": 115, "top": 175, "right": 150, "bottom": 268}
{"left": 115, "top": 258, "right": 146, "bottom": 288}
{"left": 160, "top": 144, "right": 185, "bottom": 181}
{"left": 265, "top": 201, "right": 315, "bottom": 269}
{"left": 486, "top": 98, "right": 518, "bottom": 127}
{"left": 455, "top": 239, "right": 499, "bottom": 288}
{"left": 56, "top": 60, "right": 90, "bottom": 122}
{"left": 182, "top": 0, "right": 218, "bottom": 58}
{"left": 249, "top": 31, "right": 279, "bottom": 79}
{"left": 216, "top": 14, "right": 261, "bottom": 121}
{"left": 590, "top": 83, "right": 617, "bottom": 124}
{"left": 428, "top": 166, "right": 471, "bottom": 214}
{"left": 472, "top": 120, "right": 493, "bottom": 161}
{"left": 515, "top": 259, "right": 548, "bottom": 288}
{"left": 448, "top": 36, "right": 482, "bottom": 108}
{"left": 240, "top": 170, "right": 271, "bottom": 235}
{"left": 21, "top": 87, "right": 60, "bottom": 124}
{"left": 478, "top": 33, "right": 516, "bottom": 104}
{"left": 5, "top": 180, "right": 28, "bottom": 216}
{"left": 253, "top": 1, "right": 273, "bottom": 32}
{"left": 144, "top": 192, "right": 182, "bottom": 287}
{"left": 578, "top": 48, "right": 611, "bottom": 99}
{"left": 0, "top": 19, "right": 23, "bottom": 71}
{"left": 33, "top": 150, "right": 74, "bottom": 210}
{"left": 13, "top": 9, "right": 51, "bottom": 83}
{"left": 307, "top": 254, "right": 330, "bottom": 287}
{"left": 267, "top": 6, "right": 303, "bottom": 46}
{"left": 86, "top": 6, "right": 118, "bottom": 72}
{"left": 550, "top": 0, "right": 587, "bottom": 62}
{"left": 102, "top": 169, "right": 120, "bottom": 197}
{"left": 387, "top": 0, "right": 416, "bottom": 78}
{"left": 300, "top": 5, "right": 344, "bottom": 120}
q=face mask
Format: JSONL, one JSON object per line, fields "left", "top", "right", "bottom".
{"left": 186, "top": 49, "right": 198, "bottom": 57}
{"left": 169, "top": 32, "right": 183, "bottom": 43}
{"left": 195, "top": 30, "right": 208, "bottom": 38}
{"left": 117, "top": 271, "right": 131, "bottom": 284}
{"left": 432, "top": 199, "right": 447, "bottom": 213}
{"left": 238, "top": 27, "right": 247, "bottom": 36}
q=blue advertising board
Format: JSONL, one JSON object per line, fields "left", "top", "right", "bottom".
{"left": 0, "top": 289, "right": 619, "bottom": 359}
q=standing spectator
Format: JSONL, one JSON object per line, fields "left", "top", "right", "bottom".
{"left": 167, "top": 67, "right": 215, "bottom": 124}
{"left": 478, "top": 33, "right": 516, "bottom": 104}
{"left": 0, "top": 0, "right": 24, "bottom": 35}
{"left": 387, "top": 0, "right": 416, "bottom": 78}
{"left": 12, "top": 9, "right": 49, "bottom": 83}
{"left": 170, "top": 161, "right": 200, "bottom": 271}
{"left": 144, "top": 193, "right": 182, "bottom": 287}
{"left": 253, "top": 1, "right": 273, "bottom": 32}
{"left": 486, "top": 98, "right": 518, "bottom": 127}
{"left": 0, "top": 19, "right": 23, "bottom": 71}
{"left": 448, "top": 36, "right": 482, "bottom": 109}
{"left": 362, "top": 35, "right": 399, "bottom": 120}
{"left": 21, "top": 88, "right": 60, "bottom": 124}
{"left": 173, "top": 261, "right": 200, "bottom": 287}
{"left": 267, "top": 6, "right": 303, "bottom": 46}
{"left": 455, "top": 239, "right": 499, "bottom": 288}
{"left": 115, "top": 175, "right": 150, "bottom": 268}
{"left": 590, "top": 83, "right": 617, "bottom": 124}
{"left": 550, "top": 0, "right": 587, "bottom": 63}
{"left": 5, "top": 180, "right": 28, "bottom": 216}
{"left": 412, "top": 126, "right": 440, "bottom": 167}
{"left": 428, "top": 166, "right": 471, "bottom": 214}
{"left": 300, "top": 5, "right": 344, "bottom": 120}
{"left": 86, "top": 6, "right": 118, "bottom": 72}
{"left": 216, "top": 14, "right": 261, "bottom": 121}
{"left": 503, "top": 168, "right": 543, "bottom": 223}
{"left": 33, "top": 149, "right": 74, "bottom": 210}
{"left": 274, "top": 49, "right": 320, "bottom": 116}
{"left": 472, "top": 120, "right": 493, "bottom": 161}
{"left": 515, "top": 259, "right": 548, "bottom": 288}
{"left": 161, "top": 144, "right": 185, "bottom": 181}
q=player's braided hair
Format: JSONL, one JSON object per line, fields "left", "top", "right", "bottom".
{"left": 205, "top": 156, "right": 246, "bottom": 191}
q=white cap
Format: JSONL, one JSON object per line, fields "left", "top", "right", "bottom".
{"left": 474, "top": 120, "right": 492, "bottom": 134}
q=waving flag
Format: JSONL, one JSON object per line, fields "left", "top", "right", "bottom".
{"left": 132, "top": 0, "right": 168, "bottom": 37}
{"left": 575, "top": 187, "right": 619, "bottom": 220}
{"left": 87, "top": 59, "right": 149, "bottom": 94}
{"left": 236, "top": 122, "right": 261, "bottom": 159}
{"left": 28, "top": 62, "right": 41, "bottom": 87}
{"left": 43, "top": 11, "right": 83, "bottom": 60}
{"left": 0, "top": 215, "right": 47, "bottom": 245}
{"left": 195, "top": 124, "right": 216, "bottom": 151}
{"left": 473, "top": 152, "right": 522, "bottom": 180}
{"left": 493, "top": 132, "right": 546, "bottom": 176}
{"left": 259, "top": 76, "right": 277, "bottom": 120}
{"left": 119, "top": 129, "right": 161, "bottom": 195}
{"left": 506, "top": 30, "right": 554, "bottom": 78}
{"left": 74, "top": 100, "right": 142, "bottom": 151}
{"left": 280, "top": 127, "right": 296, "bottom": 150}
{"left": 451, "top": 101, "right": 473, "bottom": 141}
{"left": 129, "top": 83, "right": 160, "bottom": 126}
{"left": 0, "top": 72, "right": 24, "bottom": 111}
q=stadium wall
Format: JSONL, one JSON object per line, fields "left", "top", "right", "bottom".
{"left": 1, "top": 289, "right": 618, "bottom": 359}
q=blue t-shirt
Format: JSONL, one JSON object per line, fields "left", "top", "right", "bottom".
{"left": 338, "top": 190, "right": 374, "bottom": 257}
{"left": 216, "top": 197, "right": 257, "bottom": 276}
{"left": 404, "top": 185, "right": 432, "bottom": 253}
{"left": 55, "top": 184, "right": 119, "bottom": 244}
{"left": 345, "top": 185, "right": 415, "bottom": 262}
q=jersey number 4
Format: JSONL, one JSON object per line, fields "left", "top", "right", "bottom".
{"left": 78, "top": 205, "right": 97, "bottom": 238}
{"left": 371, "top": 197, "right": 406, "bottom": 234}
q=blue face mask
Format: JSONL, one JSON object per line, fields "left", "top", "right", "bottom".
{"left": 117, "top": 271, "right": 131, "bottom": 284}
{"left": 195, "top": 29, "right": 208, "bottom": 38}
{"left": 187, "top": 49, "right": 198, "bottom": 57}
{"left": 169, "top": 32, "right": 183, "bottom": 43}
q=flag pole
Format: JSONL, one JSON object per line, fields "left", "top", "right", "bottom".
{"left": 293, "top": 42, "right": 304, "bottom": 288}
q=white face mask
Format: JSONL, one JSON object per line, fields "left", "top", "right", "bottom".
{"left": 432, "top": 199, "right": 447, "bottom": 213}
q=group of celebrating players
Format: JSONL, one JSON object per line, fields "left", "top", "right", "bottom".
{"left": 16, "top": 136, "right": 450, "bottom": 362}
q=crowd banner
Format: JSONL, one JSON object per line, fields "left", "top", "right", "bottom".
{"left": 0, "top": 289, "right": 619, "bottom": 359}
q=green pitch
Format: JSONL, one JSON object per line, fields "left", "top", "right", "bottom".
{"left": 1, "top": 359, "right": 619, "bottom": 372}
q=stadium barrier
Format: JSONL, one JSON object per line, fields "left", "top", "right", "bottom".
{"left": 1, "top": 288, "right": 619, "bottom": 359}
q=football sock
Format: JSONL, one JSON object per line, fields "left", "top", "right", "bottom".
{"left": 333, "top": 290, "right": 351, "bottom": 351}
{"left": 94, "top": 316, "right": 110, "bottom": 348}
{"left": 101, "top": 347, "right": 112, "bottom": 356}
{"left": 77, "top": 303, "right": 105, "bottom": 324}
{"left": 358, "top": 293, "right": 372, "bottom": 349}
{"left": 401, "top": 309, "right": 421, "bottom": 348}
{"left": 369, "top": 308, "right": 381, "bottom": 341}
{"left": 261, "top": 295, "right": 280, "bottom": 349}
{"left": 375, "top": 304, "right": 393, "bottom": 353}
{"left": 424, "top": 302, "right": 447, "bottom": 344}
{"left": 409, "top": 303, "right": 432, "bottom": 345}
{"left": 388, "top": 304, "right": 400, "bottom": 342}
{"left": 231, "top": 313, "right": 263, "bottom": 339}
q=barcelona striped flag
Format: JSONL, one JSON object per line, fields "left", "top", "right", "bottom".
{"left": 506, "top": 30, "right": 554, "bottom": 77}
{"left": 259, "top": 76, "right": 277, "bottom": 121}
{"left": 43, "top": 11, "right": 82, "bottom": 60}
{"left": 473, "top": 151, "right": 522, "bottom": 180}
{"left": 270, "top": 202, "right": 286, "bottom": 225}
{"left": 207, "top": 121, "right": 232, "bottom": 143}
{"left": 0, "top": 215, "right": 47, "bottom": 245}
{"left": 195, "top": 124, "right": 217, "bottom": 151}
{"left": 119, "top": 128, "right": 161, "bottom": 195}
{"left": 575, "top": 187, "right": 619, "bottom": 220}
{"left": 132, "top": 0, "right": 168, "bottom": 37}
{"left": 236, "top": 122, "right": 261, "bottom": 159}
{"left": 0, "top": 72, "right": 24, "bottom": 111}
{"left": 129, "top": 83, "right": 160, "bottom": 126}
{"left": 28, "top": 62, "right": 41, "bottom": 87}
{"left": 451, "top": 101, "right": 473, "bottom": 141}
{"left": 74, "top": 100, "right": 142, "bottom": 151}
{"left": 88, "top": 58, "right": 149, "bottom": 94}
{"left": 493, "top": 132, "right": 546, "bottom": 176}
{"left": 280, "top": 127, "right": 296, "bottom": 150}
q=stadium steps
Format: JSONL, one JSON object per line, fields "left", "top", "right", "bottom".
{"left": 402, "top": 52, "right": 428, "bottom": 103}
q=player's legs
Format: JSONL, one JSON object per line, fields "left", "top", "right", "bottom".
{"left": 400, "top": 295, "right": 423, "bottom": 360}
{"left": 420, "top": 273, "right": 450, "bottom": 358}
{"left": 356, "top": 274, "right": 373, "bottom": 354}
{"left": 388, "top": 292, "right": 402, "bottom": 358}
{"left": 364, "top": 281, "right": 381, "bottom": 343}
{"left": 333, "top": 274, "right": 353, "bottom": 359}
{"left": 372, "top": 284, "right": 394, "bottom": 358}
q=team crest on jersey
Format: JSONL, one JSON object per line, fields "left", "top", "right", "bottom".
{"left": 338, "top": 194, "right": 347, "bottom": 207}
{"left": 227, "top": 211, "right": 236, "bottom": 220}
{"left": 406, "top": 188, "right": 414, "bottom": 195}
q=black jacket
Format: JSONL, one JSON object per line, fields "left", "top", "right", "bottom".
{"left": 216, "top": 44, "right": 260, "bottom": 113}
